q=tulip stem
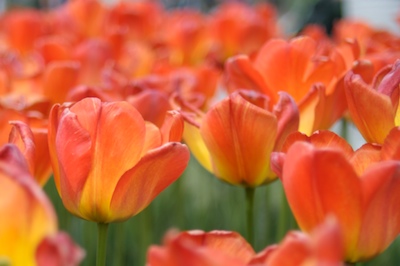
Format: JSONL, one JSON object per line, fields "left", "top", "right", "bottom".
{"left": 341, "top": 118, "right": 348, "bottom": 140}
{"left": 245, "top": 187, "right": 255, "bottom": 247}
{"left": 345, "top": 263, "right": 357, "bottom": 266}
{"left": 96, "top": 223, "right": 109, "bottom": 266}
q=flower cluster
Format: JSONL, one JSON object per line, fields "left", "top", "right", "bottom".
{"left": 2, "top": 0, "right": 400, "bottom": 265}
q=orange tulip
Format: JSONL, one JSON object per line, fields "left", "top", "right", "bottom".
{"left": 271, "top": 130, "right": 400, "bottom": 262}
{"left": 224, "top": 36, "right": 355, "bottom": 134}
{"left": 0, "top": 143, "right": 84, "bottom": 266}
{"left": 345, "top": 60, "right": 400, "bottom": 144}
{"left": 147, "top": 230, "right": 255, "bottom": 266}
{"left": 48, "top": 97, "right": 190, "bottom": 223}
{"left": 177, "top": 90, "right": 298, "bottom": 187}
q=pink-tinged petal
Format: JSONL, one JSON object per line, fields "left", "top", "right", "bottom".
{"left": 273, "top": 92, "right": 299, "bottom": 151}
{"left": 79, "top": 100, "right": 146, "bottom": 222}
{"left": 9, "top": 121, "right": 51, "bottom": 186}
{"left": 298, "top": 84, "right": 326, "bottom": 135}
{"left": 55, "top": 109, "right": 92, "bottom": 218}
{"left": 160, "top": 111, "right": 184, "bottom": 143}
{"left": 282, "top": 142, "right": 362, "bottom": 255}
{"left": 42, "top": 61, "right": 80, "bottom": 104}
{"left": 345, "top": 72, "right": 395, "bottom": 144}
{"left": 36, "top": 232, "right": 85, "bottom": 266}
{"left": 109, "top": 143, "right": 189, "bottom": 222}
{"left": 375, "top": 60, "right": 400, "bottom": 101}
{"left": 270, "top": 152, "right": 285, "bottom": 178}
{"left": 200, "top": 92, "right": 277, "bottom": 186}
{"left": 142, "top": 122, "right": 162, "bottom": 156}
{"left": 281, "top": 131, "right": 353, "bottom": 159}
{"left": 350, "top": 144, "right": 381, "bottom": 176}
{"left": 263, "top": 232, "right": 312, "bottom": 266}
{"left": 381, "top": 126, "right": 400, "bottom": 160}
{"left": 180, "top": 230, "right": 255, "bottom": 263}
{"left": 311, "top": 217, "right": 344, "bottom": 265}
{"left": 356, "top": 162, "right": 400, "bottom": 262}
{"left": 147, "top": 231, "right": 246, "bottom": 266}
{"left": 224, "top": 55, "right": 276, "bottom": 101}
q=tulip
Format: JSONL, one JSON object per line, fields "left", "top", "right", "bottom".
{"left": 0, "top": 144, "right": 83, "bottom": 266}
{"left": 175, "top": 89, "right": 298, "bottom": 245}
{"left": 147, "top": 230, "right": 255, "bottom": 266}
{"left": 224, "top": 36, "right": 361, "bottom": 134}
{"left": 48, "top": 97, "right": 190, "bottom": 265}
{"left": 179, "top": 90, "right": 298, "bottom": 187}
{"left": 272, "top": 130, "right": 400, "bottom": 262}
{"left": 48, "top": 97, "right": 190, "bottom": 223}
{"left": 345, "top": 60, "right": 400, "bottom": 144}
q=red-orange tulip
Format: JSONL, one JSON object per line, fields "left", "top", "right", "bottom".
{"left": 48, "top": 97, "right": 190, "bottom": 223}
{"left": 147, "top": 230, "right": 255, "bottom": 266}
{"left": 177, "top": 90, "right": 298, "bottom": 187}
{"left": 272, "top": 131, "right": 400, "bottom": 262}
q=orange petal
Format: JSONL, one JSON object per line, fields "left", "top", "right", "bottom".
{"left": 224, "top": 55, "right": 275, "bottom": 101}
{"left": 43, "top": 61, "right": 80, "bottom": 104}
{"left": 345, "top": 72, "right": 395, "bottom": 144}
{"left": 381, "top": 126, "right": 400, "bottom": 160}
{"left": 110, "top": 143, "right": 189, "bottom": 222}
{"left": 298, "top": 84, "right": 326, "bottom": 135}
{"left": 350, "top": 143, "right": 381, "bottom": 176}
{"left": 160, "top": 110, "right": 184, "bottom": 143}
{"left": 272, "top": 92, "right": 299, "bottom": 151}
{"left": 282, "top": 142, "right": 362, "bottom": 255}
{"left": 142, "top": 122, "right": 162, "bottom": 156}
{"left": 356, "top": 161, "right": 400, "bottom": 262}
{"left": 55, "top": 108, "right": 93, "bottom": 217}
{"left": 78, "top": 100, "right": 146, "bottom": 222}
{"left": 200, "top": 92, "right": 277, "bottom": 186}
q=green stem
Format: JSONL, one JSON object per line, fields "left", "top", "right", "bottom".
{"left": 245, "top": 187, "right": 255, "bottom": 247}
{"left": 341, "top": 118, "right": 348, "bottom": 140}
{"left": 278, "top": 187, "right": 288, "bottom": 241}
{"left": 345, "top": 263, "right": 357, "bottom": 266}
{"left": 96, "top": 223, "right": 109, "bottom": 266}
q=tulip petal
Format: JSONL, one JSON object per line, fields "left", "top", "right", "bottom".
{"left": 160, "top": 111, "right": 184, "bottom": 143}
{"left": 272, "top": 92, "right": 299, "bottom": 151}
{"left": 356, "top": 161, "right": 400, "bottom": 262}
{"left": 200, "top": 92, "right": 277, "bottom": 186}
{"left": 350, "top": 143, "right": 381, "bottom": 176}
{"left": 345, "top": 72, "right": 395, "bottom": 144}
{"left": 282, "top": 142, "right": 362, "bottom": 256}
{"left": 224, "top": 55, "right": 276, "bottom": 101}
{"left": 79, "top": 100, "right": 146, "bottom": 221}
{"left": 55, "top": 109, "right": 93, "bottom": 216}
{"left": 180, "top": 230, "right": 255, "bottom": 263}
{"left": 109, "top": 143, "right": 189, "bottom": 222}
{"left": 381, "top": 127, "right": 400, "bottom": 160}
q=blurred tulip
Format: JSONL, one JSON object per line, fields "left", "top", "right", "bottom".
{"left": 48, "top": 97, "right": 190, "bottom": 223}
{"left": 147, "top": 230, "right": 255, "bottom": 266}
{"left": 0, "top": 144, "right": 83, "bottom": 266}
{"left": 271, "top": 131, "right": 400, "bottom": 262}
{"left": 345, "top": 60, "right": 400, "bottom": 144}
{"left": 177, "top": 90, "right": 298, "bottom": 187}
{"left": 9, "top": 121, "right": 51, "bottom": 186}
{"left": 224, "top": 36, "right": 353, "bottom": 134}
